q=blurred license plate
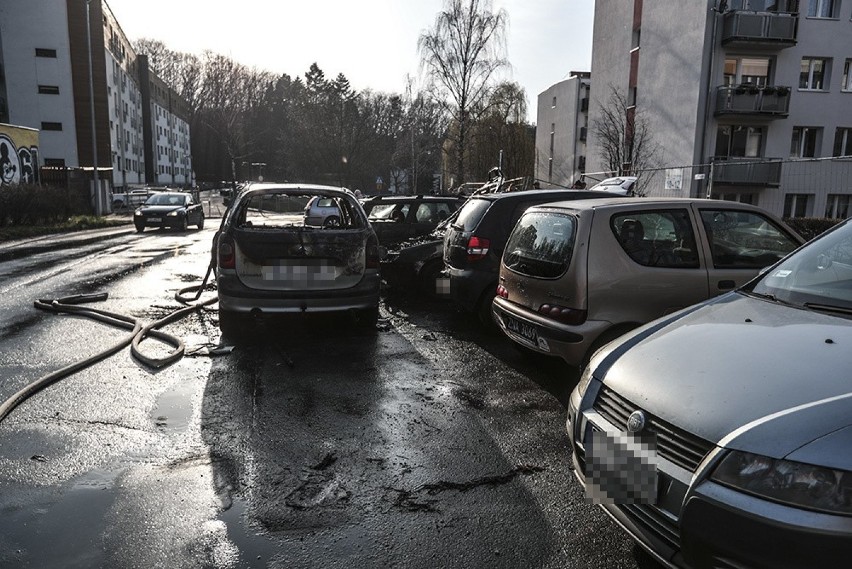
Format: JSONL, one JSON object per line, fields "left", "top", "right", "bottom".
{"left": 505, "top": 315, "right": 538, "bottom": 345}
{"left": 148, "top": 217, "right": 162, "bottom": 222}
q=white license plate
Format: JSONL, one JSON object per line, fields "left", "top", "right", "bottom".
{"left": 505, "top": 315, "right": 538, "bottom": 345}
{"left": 148, "top": 217, "right": 162, "bottom": 222}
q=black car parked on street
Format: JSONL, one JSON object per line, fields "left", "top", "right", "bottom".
{"left": 443, "top": 189, "right": 617, "bottom": 325}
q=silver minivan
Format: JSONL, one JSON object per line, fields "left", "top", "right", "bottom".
{"left": 492, "top": 197, "right": 804, "bottom": 367}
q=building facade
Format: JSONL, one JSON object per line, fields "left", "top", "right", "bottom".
{"left": 586, "top": 0, "right": 852, "bottom": 218}
{"left": 0, "top": 0, "right": 193, "bottom": 209}
{"left": 535, "top": 72, "right": 591, "bottom": 187}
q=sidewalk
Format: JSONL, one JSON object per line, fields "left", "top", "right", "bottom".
{"left": 0, "top": 220, "right": 137, "bottom": 263}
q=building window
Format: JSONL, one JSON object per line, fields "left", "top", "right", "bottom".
{"left": 35, "top": 48, "right": 57, "bottom": 58}
{"left": 38, "top": 85, "right": 60, "bottom": 95}
{"left": 842, "top": 59, "right": 852, "bottom": 91}
{"left": 834, "top": 127, "right": 852, "bottom": 156}
{"left": 548, "top": 158, "right": 553, "bottom": 180}
{"left": 800, "top": 58, "right": 828, "bottom": 90}
{"left": 551, "top": 96, "right": 556, "bottom": 108}
{"left": 784, "top": 194, "right": 811, "bottom": 218}
{"left": 790, "top": 126, "right": 821, "bottom": 157}
{"left": 807, "top": 0, "right": 836, "bottom": 17}
{"left": 41, "top": 122, "right": 63, "bottom": 131}
{"left": 724, "top": 57, "right": 772, "bottom": 86}
{"left": 825, "top": 194, "right": 851, "bottom": 219}
{"left": 715, "top": 125, "right": 764, "bottom": 158}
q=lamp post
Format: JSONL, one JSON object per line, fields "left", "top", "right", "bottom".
{"left": 85, "top": 0, "right": 101, "bottom": 215}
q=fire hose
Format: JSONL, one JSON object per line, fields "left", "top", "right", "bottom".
{"left": 0, "top": 263, "right": 219, "bottom": 425}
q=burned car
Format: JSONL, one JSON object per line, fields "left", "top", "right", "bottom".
{"left": 362, "top": 194, "right": 463, "bottom": 246}
{"left": 213, "top": 183, "right": 381, "bottom": 335}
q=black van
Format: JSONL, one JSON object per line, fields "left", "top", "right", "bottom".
{"left": 443, "top": 189, "right": 615, "bottom": 325}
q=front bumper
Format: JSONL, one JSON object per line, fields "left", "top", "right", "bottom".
{"left": 568, "top": 385, "right": 852, "bottom": 569}
{"left": 217, "top": 270, "right": 381, "bottom": 314}
{"left": 491, "top": 296, "right": 609, "bottom": 366}
{"left": 136, "top": 214, "right": 185, "bottom": 228}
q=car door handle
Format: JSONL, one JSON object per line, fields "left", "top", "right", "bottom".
{"left": 718, "top": 280, "right": 736, "bottom": 290}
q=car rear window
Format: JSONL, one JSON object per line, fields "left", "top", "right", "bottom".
{"left": 503, "top": 212, "right": 577, "bottom": 278}
{"left": 234, "top": 192, "right": 365, "bottom": 230}
{"left": 453, "top": 198, "right": 491, "bottom": 232}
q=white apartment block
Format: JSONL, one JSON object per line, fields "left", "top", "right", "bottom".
{"left": 580, "top": 0, "right": 852, "bottom": 219}
{"left": 0, "top": 0, "right": 193, "bottom": 203}
{"left": 535, "top": 72, "right": 591, "bottom": 187}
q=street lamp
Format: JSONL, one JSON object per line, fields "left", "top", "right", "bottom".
{"left": 85, "top": 0, "right": 101, "bottom": 215}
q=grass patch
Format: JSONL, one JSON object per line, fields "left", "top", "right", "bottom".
{"left": 0, "top": 215, "right": 132, "bottom": 242}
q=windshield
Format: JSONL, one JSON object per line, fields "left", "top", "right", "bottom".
{"left": 145, "top": 193, "right": 187, "bottom": 206}
{"left": 748, "top": 220, "right": 852, "bottom": 313}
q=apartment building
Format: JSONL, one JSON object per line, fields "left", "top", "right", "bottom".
{"left": 583, "top": 0, "right": 851, "bottom": 219}
{"left": 535, "top": 72, "right": 591, "bottom": 187}
{"left": 0, "top": 0, "right": 192, "bottom": 209}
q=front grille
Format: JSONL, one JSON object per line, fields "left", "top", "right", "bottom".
{"left": 594, "top": 386, "right": 714, "bottom": 472}
{"left": 620, "top": 504, "right": 680, "bottom": 550}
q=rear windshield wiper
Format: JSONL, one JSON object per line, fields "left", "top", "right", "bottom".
{"left": 803, "top": 302, "right": 852, "bottom": 316}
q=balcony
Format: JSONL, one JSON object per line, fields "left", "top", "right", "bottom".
{"left": 714, "top": 85, "right": 790, "bottom": 117}
{"left": 721, "top": 10, "right": 798, "bottom": 48}
{"left": 711, "top": 157, "right": 782, "bottom": 187}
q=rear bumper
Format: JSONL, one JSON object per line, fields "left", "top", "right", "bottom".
{"left": 217, "top": 271, "right": 380, "bottom": 314}
{"left": 491, "top": 296, "right": 609, "bottom": 366}
{"left": 447, "top": 266, "right": 495, "bottom": 312}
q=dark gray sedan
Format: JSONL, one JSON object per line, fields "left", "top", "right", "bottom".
{"left": 567, "top": 219, "right": 852, "bottom": 568}
{"left": 134, "top": 192, "right": 204, "bottom": 232}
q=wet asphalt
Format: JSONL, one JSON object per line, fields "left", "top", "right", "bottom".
{"left": 0, "top": 206, "right": 656, "bottom": 568}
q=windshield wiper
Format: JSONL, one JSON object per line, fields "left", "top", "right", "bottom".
{"left": 803, "top": 303, "right": 852, "bottom": 316}
{"left": 743, "top": 290, "right": 777, "bottom": 302}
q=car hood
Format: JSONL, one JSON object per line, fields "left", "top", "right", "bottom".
{"left": 139, "top": 205, "right": 184, "bottom": 214}
{"left": 596, "top": 293, "right": 852, "bottom": 465}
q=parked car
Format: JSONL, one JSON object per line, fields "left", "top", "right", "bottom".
{"left": 362, "top": 195, "right": 464, "bottom": 246}
{"left": 133, "top": 191, "right": 205, "bottom": 232}
{"left": 566, "top": 218, "right": 852, "bottom": 569}
{"left": 213, "top": 183, "right": 381, "bottom": 335}
{"left": 380, "top": 227, "right": 451, "bottom": 297}
{"left": 587, "top": 176, "right": 639, "bottom": 195}
{"left": 304, "top": 195, "right": 348, "bottom": 227}
{"left": 492, "top": 197, "right": 803, "bottom": 366}
{"left": 443, "top": 189, "right": 618, "bottom": 325}
{"left": 112, "top": 188, "right": 152, "bottom": 209}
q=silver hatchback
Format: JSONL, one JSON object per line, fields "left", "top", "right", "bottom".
{"left": 492, "top": 197, "right": 803, "bottom": 367}
{"left": 213, "top": 183, "right": 381, "bottom": 335}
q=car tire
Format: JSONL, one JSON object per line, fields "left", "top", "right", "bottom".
{"left": 218, "top": 310, "right": 244, "bottom": 338}
{"left": 113, "top": 199, "right": 124, "bottom": 210}
{"left": 179, "top": 216, "right": 188, "bottom": 232}
{"left": 323, "top": 216, "right": 341, "bottom": 229}
{"left": 355, "top": 305, "right": 379, "bottom": 330}
{"left": 198, "top": 215, "right": 205, "bottom": 230}
{"left": 476, "top": 288, "right": 498, "bottom": 330}
{"left": 135, "top": 223, "right": 145, "bottom": 233}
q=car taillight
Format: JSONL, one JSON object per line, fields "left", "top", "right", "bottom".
{"left": 496, "top": 284, "right": 509, "bottom": 299}
{"left": 538, "top": 304, "right": 587, "bottom": 325}
{"left": 466, "top": 236, "right": 490, "bottom": 262}
{"left": 366, "top": 239, "right": 380, "bottom": 269}
{"left": 218, "top": 236, "right": 235, "bottom": 269}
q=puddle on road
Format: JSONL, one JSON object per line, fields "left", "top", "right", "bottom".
{"left": 0, "top": 469, "right": 118, "bottom": 568}
{"left": 219, "top": 495, "right": 280, "bottom": 567}
{"left": 152, "top": 380, "right": 196, "bottom": 433}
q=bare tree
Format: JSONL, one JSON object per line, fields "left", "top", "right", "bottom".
{"left": 418, "top": 0, "right": 507, "bottom": 187}
{"left": 592, "top": 86, "right": 660, "bottom": 195}
{"left": 469, "top": 81, "right": 534, "bottom": 180}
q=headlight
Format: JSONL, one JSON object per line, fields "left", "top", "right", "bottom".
{"left": 167, "top": 209, "right": 183, "bottom": 217}
{"left": 712, "top": 450, "right": 852, "bottom": 515}
{"left": 575, "top": 364, "right": 595, "bottom": 399}
{"left": 134, "top": 210, "right": 142, "bottom": 216}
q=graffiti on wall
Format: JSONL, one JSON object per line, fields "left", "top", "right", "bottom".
{"left": 0, "top": 125, "right": 40, "bottom": 187}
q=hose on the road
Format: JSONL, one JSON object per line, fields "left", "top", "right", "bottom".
{"left": 0, "top": 263, "right": 218, "bottom": 425}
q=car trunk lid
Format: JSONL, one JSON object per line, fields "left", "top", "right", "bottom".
{"left": 233, "top": 227, "right": 367, "bottom": 291}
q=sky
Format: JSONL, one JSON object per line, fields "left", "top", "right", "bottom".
{"left": 104, "top": 0, "right": 594, "bottom": 119}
